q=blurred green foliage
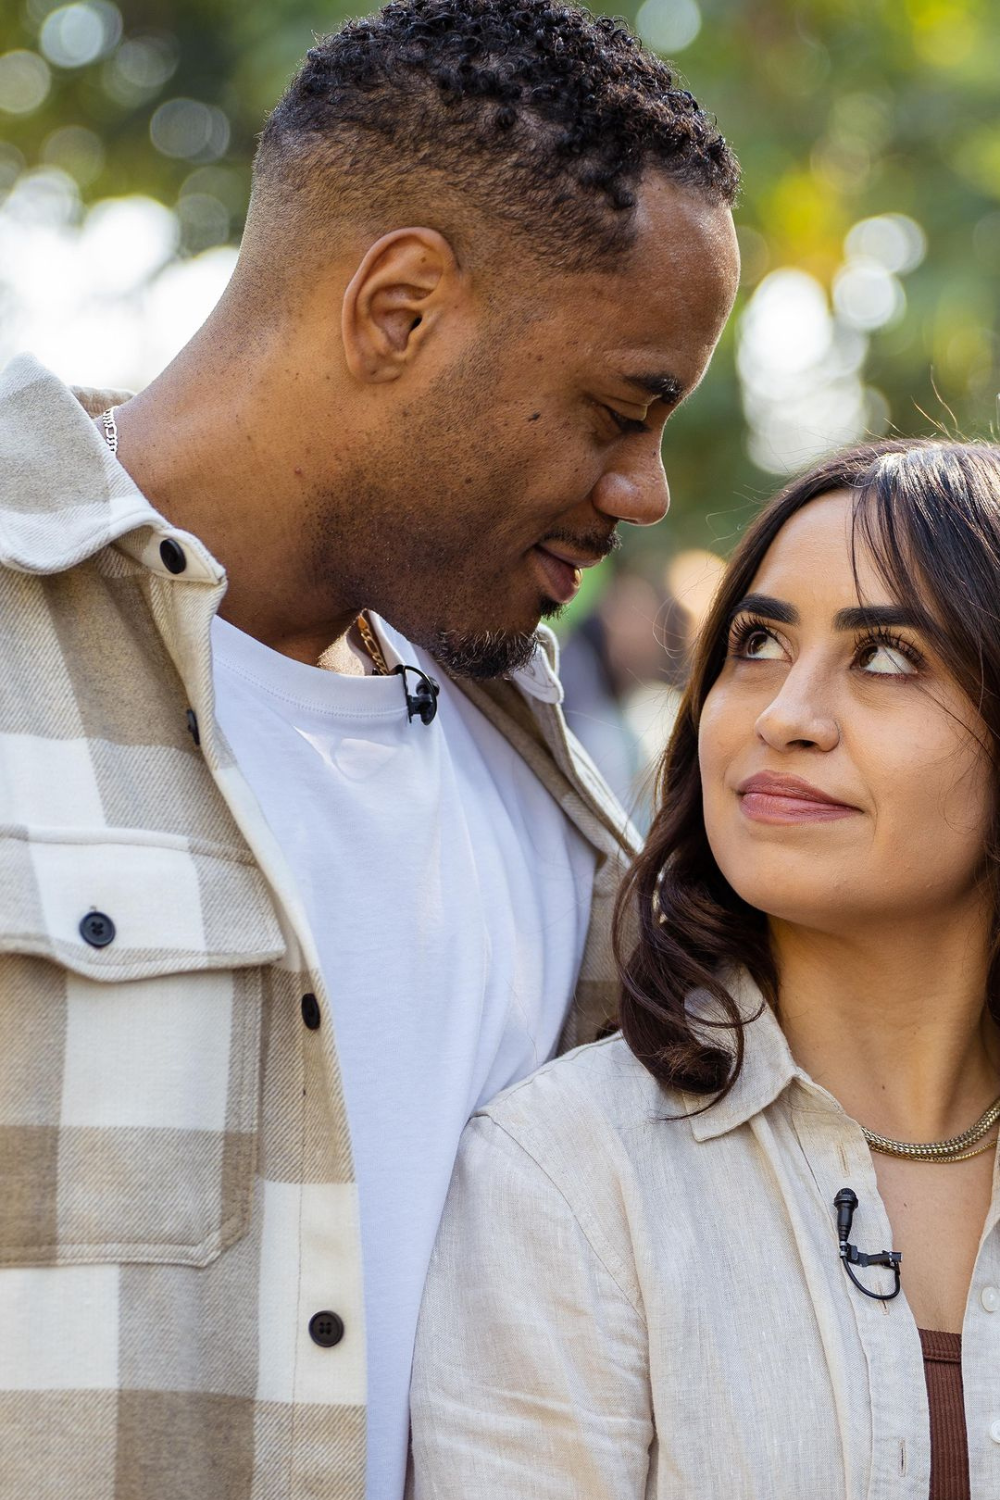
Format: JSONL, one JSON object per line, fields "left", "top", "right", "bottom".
{"left": 2, "top": 0, "right": 1000, "bottom": 552}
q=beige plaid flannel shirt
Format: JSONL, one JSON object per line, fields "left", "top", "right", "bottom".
{"left": 0, "top": 353, "right": 639, "bottom": 1500}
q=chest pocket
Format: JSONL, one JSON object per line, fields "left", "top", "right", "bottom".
{"left": 0, "top": 826, "right": 286, "bottom": 1268}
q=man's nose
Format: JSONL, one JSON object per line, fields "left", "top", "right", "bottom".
{"left": 592, "top": 441, "right": 670, "bottom": 527}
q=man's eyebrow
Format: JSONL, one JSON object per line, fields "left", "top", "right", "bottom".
{"left": 728, "top": 593, "right": 798, "bottom": 625}
{"left": 622, "top": 372, "right": 685, "bottom": 405}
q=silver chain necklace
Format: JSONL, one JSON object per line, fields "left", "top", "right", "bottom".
{"left": 99, "top": 406, "right": 118, "bottom": 455}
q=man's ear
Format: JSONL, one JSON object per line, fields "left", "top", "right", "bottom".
{"left": 342, "top": 227, "right": 462, "bottom": 384}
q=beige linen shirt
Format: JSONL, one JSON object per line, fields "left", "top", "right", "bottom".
{"left": 0, "top": 353, "right": 638, "bottom": 1499}
{"left": 411, "top": 972, "right": 1000, "bottom": 1500}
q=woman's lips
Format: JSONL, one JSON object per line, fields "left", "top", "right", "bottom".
{"left": 737, "top": 773, "right": 861, "bottom": 825}
{"left": 532, "top": 546, "right": 583, "bottom": 605}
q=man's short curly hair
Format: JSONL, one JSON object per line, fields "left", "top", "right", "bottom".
{"left": 255, "top": 0, "right": 739, "bottom": 273}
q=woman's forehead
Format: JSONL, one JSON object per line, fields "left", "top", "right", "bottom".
{"left": 749, "top": 490, "right": 895, "bottom": 607}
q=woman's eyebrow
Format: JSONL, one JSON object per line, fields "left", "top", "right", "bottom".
{"left": 729, "top": 593, "right": 798, "bottom": 624}
{"left": 729, "top": 596, "right": 926, "bottom": 632}
{"left": 833, "top": 605, "right": 924, "bottom": 631}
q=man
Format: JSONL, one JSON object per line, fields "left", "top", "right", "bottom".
{"left": 0, "top": 0, "right": 739, "bottom": 1494}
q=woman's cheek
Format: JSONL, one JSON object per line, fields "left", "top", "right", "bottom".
{"left": 868, "top": 722, "right": 990, "bottom": 903}
{"left": 698, "top": 688, "right": 734, "bottom": 776}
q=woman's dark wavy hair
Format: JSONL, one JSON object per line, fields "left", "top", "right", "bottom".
{"left": 613, "top": 437, "right": 1000, "bottom": 1103}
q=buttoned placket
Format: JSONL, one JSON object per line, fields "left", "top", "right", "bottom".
{"left": 789, "top": 1092, "right": 930, "bottom": 1499}
{"left": 780, "top": 1071, "right": 1000, "bottom": 1500}
{"left": 959, "top": 1151, "right": 1000, "bottom": 1495}
{"left": 683, "top": 971, "right": 1000, "bottom": 1500}
{"left": 132, "top": 531, "right": 365, "bottom": 1443}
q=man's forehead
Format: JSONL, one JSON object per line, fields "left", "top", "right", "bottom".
{"left": 534, "top": 222, "right": 735, "bottom": 399}
{"left": 617, "top": 183, "right": 740, "bottom": 333}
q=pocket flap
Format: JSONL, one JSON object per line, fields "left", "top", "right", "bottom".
{"left": 0, "top": 825, "right": 286, "bottom": 981}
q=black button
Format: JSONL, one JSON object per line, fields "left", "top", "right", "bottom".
{"left": 308, "top": 1311, "right": 344, "bottom": 1348}
{"left": 186, "top": 709, "right": 200, "bottom": 747}
{"left": 159, "top": 538, "right": 187, "bottom": 574}
{"left": 80, "top": 911, "right": 116, "bottom": 948}
{"left": 301, "top": 992, "right": 321, "bottom": 1031}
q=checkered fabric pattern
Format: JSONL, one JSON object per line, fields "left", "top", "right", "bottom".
{"left": 0, "top": 353, "right": 639, "bottom": 1499}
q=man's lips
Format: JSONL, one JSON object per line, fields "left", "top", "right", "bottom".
{"left": 531, "top": 545, "right": 587, "bottom": 605}
{"left": 736, "top": 772, "right": 861, "bottom": 825}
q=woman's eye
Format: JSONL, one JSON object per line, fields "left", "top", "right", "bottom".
{"left": 735, "top": 627, "right": 784, "bottom": 660}
{"left": 858, "top": 643, "right": 917, "bottom": 676}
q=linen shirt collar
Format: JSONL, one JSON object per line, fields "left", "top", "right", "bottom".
{"left": 684, "top": 968, "right": 820, "bottom": 1141}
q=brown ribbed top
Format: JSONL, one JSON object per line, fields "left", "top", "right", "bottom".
{"left": 919, "top": 1329, "right": 970, "bottom": 1500}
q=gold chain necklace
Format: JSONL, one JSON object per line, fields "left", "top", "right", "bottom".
{"left": 862, "top": 1095, "right": 1000, "bottom": 1163}
{"left": 355, "top": 613, "right": 390, "bottom": 676}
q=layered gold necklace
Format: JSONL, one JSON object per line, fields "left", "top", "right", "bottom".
{"left": 862, "top": 1096, "right": 1000, "bottom": 1163}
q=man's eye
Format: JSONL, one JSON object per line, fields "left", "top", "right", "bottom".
{"left": 601, "top": 404, "right": 650, "bottom": 436}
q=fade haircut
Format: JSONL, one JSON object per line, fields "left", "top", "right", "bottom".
{"left": 253, "top": 0, "right": 740, "bottom": 273}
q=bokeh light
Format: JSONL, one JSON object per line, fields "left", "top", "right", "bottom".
{"left": 150, "top": 97, "right": 230, "bottom": 163}
{"left": 844, "top": 214, "right": 926, "bottom": 275}
{"left": 38, "top": 3, "right": 121, "bottom": 69}
{"left": 102, "top": 32, "right": 179, "bottom": 106}
{"left": 41, "top": 124, "right": 105, "bottom": 186}
{"left": 833, "top": 261, "right": 905, "bottom": 332}
{"left": 176, "top": 192, "right": 230, "bottom": 254}
{"left": 635, "top": 0, "right": 701, "bottom": 54}
{"left": 737, "top": 269, "right": 872, "bottom": 475}
{"left": 0, "top": 49, "right": 51, "bottom": 115}
{"left": 0, "top": 168, "right": 236, "bottom": 390}
{"left": 81, "top": 196, "right": 178, "bottom": 292}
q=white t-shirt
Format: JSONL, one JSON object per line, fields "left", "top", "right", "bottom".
{"left": 211, "top": 614, "right": 596, "bottom": 1500}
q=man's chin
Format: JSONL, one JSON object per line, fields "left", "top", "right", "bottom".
{"left": 426, "top": 623, "right": 543, "bottom": 680}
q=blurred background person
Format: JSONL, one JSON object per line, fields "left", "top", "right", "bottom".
{"left": 561, "top": 550, "right": 725, "bottom": 829}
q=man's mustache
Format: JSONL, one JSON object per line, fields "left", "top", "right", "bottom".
{"left": 538, "top": 526, "right": 622, "bottom": 564}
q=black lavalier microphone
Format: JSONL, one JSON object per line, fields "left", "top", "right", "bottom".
{"left": 834, "top": 1188, "right": 902, "bottom": 1301}
{"left": 392, "top": 664, "right": 440, "bottom": 725}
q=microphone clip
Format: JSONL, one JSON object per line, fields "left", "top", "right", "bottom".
{"left": 392, "top": 664, "right": 440, "bottom": 726}
{"left": 834, "top": 1188, "right": 901, "bottom": 1301}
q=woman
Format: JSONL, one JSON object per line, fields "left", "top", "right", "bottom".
{"left": 410, "top": 438, "right": 1000, "bottom": 1500}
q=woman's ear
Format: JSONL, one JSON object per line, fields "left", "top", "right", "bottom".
{"left": 341, "top": 227, "right": 461, "bottom": 383}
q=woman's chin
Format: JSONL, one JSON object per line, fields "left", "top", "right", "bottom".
{"left": 723, "top": 871, "right": 871, "bottom": 933}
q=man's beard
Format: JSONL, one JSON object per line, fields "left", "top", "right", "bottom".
{"left": 428, "top": 625, "right": 540, "bottom": 681}
{"left": 429, "top": 600, "right": 563, "bottom": 681}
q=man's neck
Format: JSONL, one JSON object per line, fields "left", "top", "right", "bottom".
{"left": 106, "top": 336, "right": 361, "bottom": 665}
{"left": 318, "top": 628, "right": 372, "bottom": 677}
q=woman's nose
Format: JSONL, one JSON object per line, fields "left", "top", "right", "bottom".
{"left": 754, "top": 670, "right": 840, "bottom": 753}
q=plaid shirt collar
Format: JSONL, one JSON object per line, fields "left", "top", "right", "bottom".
{"left": 0, "top": 354, "right": 208, "bottom": 577}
